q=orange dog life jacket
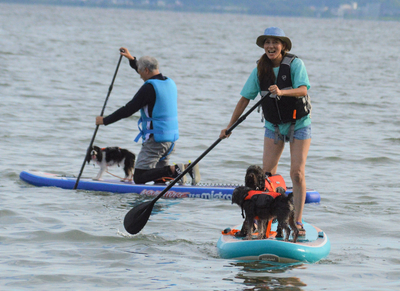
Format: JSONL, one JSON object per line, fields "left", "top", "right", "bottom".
{"left": 243, "top": 190, "right": 281, "bottom": 237}
{"left": 245, "top": 190, "right": 282, "bottom": 200}
{"left": 264, "top": 174, "right": 286, "bottom": 192}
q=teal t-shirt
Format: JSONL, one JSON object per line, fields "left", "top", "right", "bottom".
{"left": 240, "top": 57, "right": 311, "bottom": 135}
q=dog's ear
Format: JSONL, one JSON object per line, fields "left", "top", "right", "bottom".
{"left": 232, "top": 187, "right": 241, "bottom": 205}
{"left": 89, "top": 146, "right": 101, "bottom": 162}
{"left": 245, "top": 173, "right": 256, "bottom": 189}
{"left": 232, "top": 186, "right": 250, "bottom": 205}
{"left": 258, "top": 175, "right": 265, "bottom": 190}
{"left": 254, "top": 166, "right": 265, "bottom": 190}
{"left": 85, "top": 147, "right": 92, "bottom": 164}
{"left": 287, "top": 192, "right": 294, "bottom": 201}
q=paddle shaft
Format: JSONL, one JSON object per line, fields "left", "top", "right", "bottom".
{"left": 150, "top": 91, "right": 271, "bottom": 204}
{"left": 73, "top": 54, "right": 124, "bottom": 190}
{"left": 123, "top": 92, "right": 271, "bottom": 234}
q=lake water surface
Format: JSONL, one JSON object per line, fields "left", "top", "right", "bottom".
{"left": 1, "top": 3, "right": 400, "bottom": 290}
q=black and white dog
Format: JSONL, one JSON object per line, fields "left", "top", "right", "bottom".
{"left": 86, "top": 146, "right": 135, "bottom": 182}
{"left": 232, "top": 165, "right": 299, "bottom": 242}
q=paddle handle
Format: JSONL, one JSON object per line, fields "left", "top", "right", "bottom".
{"left": 73, "top": 54, "right": 124, "bottom": 190}
{"left": 151, "top": 91, "right": 271, "bottom": 202}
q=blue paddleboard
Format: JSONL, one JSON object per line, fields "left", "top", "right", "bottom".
{"left": 20, "top": 170, "right": 321, "bottom": 202}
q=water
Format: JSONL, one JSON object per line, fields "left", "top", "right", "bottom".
{"left": 1, "top": 3, "right": 400, "bottom": 290}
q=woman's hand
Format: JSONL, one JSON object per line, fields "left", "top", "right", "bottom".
{"left": 219, "top": 128, "right": 231, "bottom": 139}
{"left": 268, "top": 85, "right": 282, "bottom": 96}
{"left": 268, "top": 85, "right": 308, "bottom": 97}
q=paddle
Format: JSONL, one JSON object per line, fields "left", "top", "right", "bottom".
{"left": 123, "top": 91, "right": 272, "bottom": 234}
{"left": 73, "top": 50, "right": 124, "bottom": 190}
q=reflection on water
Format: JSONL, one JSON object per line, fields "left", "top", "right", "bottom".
{"left": 125, "top": 198, "right": 181, "bottom": 216}
{"left": 230, "top": 260, "right": 307, "bottom": 290}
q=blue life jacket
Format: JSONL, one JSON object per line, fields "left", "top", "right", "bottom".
{"left": 134, "top": 78, "right": 179, "bottom": 143}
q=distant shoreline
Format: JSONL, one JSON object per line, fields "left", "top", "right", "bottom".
{"left": 1, "top": 0, "right": 399, "bottom": 21}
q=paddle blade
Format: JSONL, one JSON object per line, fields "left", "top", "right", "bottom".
{"left": 123, "top": 200, "right": 156, "bottom": 234}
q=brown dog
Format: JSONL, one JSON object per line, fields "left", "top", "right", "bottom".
{"left": 232, "top": 165, "right": 299, "bottom": 242}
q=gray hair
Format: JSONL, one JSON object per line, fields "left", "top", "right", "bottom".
{"left": 137, "top": 56, "right": 159, "bottom": 72}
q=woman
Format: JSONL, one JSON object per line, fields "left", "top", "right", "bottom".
{"left": 220, "top": 27, "right": 312, "bottom": 235}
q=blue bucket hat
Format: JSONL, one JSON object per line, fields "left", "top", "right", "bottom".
{"left": 256, "top": 27, "right": 292, "bottom": 51}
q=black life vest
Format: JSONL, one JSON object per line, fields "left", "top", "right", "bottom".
{"left": 260, "top": 53, "right": 311, "bottom": 124}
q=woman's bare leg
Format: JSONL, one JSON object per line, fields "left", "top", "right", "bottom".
{"left": 289, "top": 138, "right": 311, "bottom": 232}
{"left": 263, "top": 137, "right": 284, "bottom": 175}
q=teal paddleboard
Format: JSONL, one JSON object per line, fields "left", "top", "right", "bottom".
{"left": 217, "top": 222, "right": 330, "bottom": 263}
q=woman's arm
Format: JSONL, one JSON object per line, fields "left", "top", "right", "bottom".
{"left": 219, "top": 97, "right": 250, "bottom": 139}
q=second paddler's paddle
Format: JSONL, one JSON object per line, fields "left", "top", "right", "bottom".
{"left": 73, "top": 50, "right": 124, "bottom": 190}
{"left": 123, "top": 91, "right": 272, "bottom": 235}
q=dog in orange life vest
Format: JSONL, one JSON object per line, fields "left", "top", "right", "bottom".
{"left": 231, "top": 165, "right": 299, "bottom": 242}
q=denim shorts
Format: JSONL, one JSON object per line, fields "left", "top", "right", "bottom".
{"left": 264, "top": 125, "right": 312, "bottom": 142}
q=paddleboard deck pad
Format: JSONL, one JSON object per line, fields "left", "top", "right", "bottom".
{"left": 217, "top": 222, "right": 330, "bottom": 263}
{"left": 20, "top": 170, "right": 321, "bottom": 202}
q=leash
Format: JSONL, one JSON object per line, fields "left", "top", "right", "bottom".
{"left": 105, "top": 170, "right": 125, "bottom": 180}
